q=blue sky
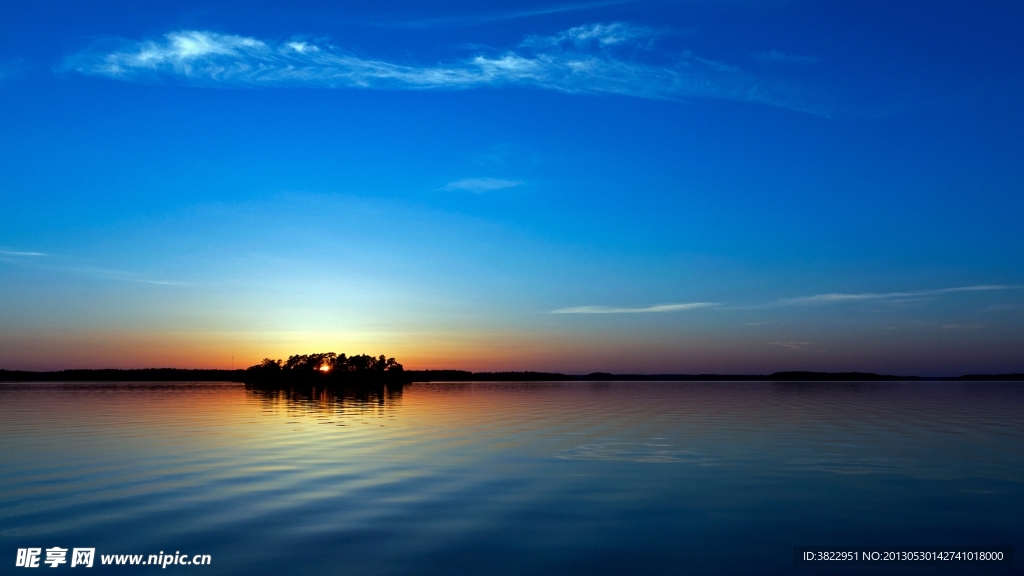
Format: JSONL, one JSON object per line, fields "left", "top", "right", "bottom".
{"left": 1, "top": 0, "right": 1022, "bottom": 374}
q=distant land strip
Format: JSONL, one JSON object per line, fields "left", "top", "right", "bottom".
{"left": 1, "top": 369, "right": 1022, "bottom": 382}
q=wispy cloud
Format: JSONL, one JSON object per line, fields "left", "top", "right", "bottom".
{"left": 61, "top": 265, "right": 192, "bottom": 286}
{"left": 752, "top": 50, "right": 818, "bottom": 65}
{"left": 521, "top": 21, "right": 660, "bottom": 49}
{"left": 0, "top": 250, "right": 189, "bottom": 286}
{"left": 552, "top": 302, "right": 718, "bottom": 314}
{"left": 768, "top": 341, "right": 810, "bottom": 350}
{"left": 554, "top": 284, "right": 1019, "bottom": 316}
{"left": 442, "top": 177, "right": 523, "bottom": 192}
{"left": 65, "top": 24, "right": 821, "bottom": 113}
{"left": 776, "top": 284, "right": 1018, "bottom": 306}
{"left": 941, "top": 323, "right": 984, "bottom": 330}
{"left": 378, "top": 1, "right": 631, "bottom": 29}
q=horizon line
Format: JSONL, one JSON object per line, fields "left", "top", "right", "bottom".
{"left": 1, "top": 367, "right": 1021, "bottom": 382}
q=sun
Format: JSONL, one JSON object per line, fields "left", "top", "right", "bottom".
{"left": 319, "top": 364, "right": 331, "bottom": 372}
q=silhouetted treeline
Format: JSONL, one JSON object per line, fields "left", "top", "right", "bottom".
{"left": 766, "top": 371, "right": 920, "bottom": 381}
{"left": 403, "top": 370, "right": 578, "bottom": 381}
{"left": 400, "top": 371, "right": 929, "bottom": 382}
{"left": 2, "top": 368, "right": 1022, "bottom": 383}
{"left": 244, "top": 352, "right": 406, "bottom": 384}
{"left": 0, "top": 368, "right": 245, "bottom": 382}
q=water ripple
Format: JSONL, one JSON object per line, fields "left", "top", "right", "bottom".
{"left": 555, "top": 442, "right": 710, "bottom": 463}
{"left": 1, "top": 380, "right": 1021, "bottom": 576}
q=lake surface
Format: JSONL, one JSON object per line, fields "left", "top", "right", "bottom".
{"left": 1, "top": 381, "right": 1021, "bottom": 574}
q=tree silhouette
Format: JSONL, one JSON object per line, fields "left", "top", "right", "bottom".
{"left": 245, "top": 351, "right": 404, "bottom": 385}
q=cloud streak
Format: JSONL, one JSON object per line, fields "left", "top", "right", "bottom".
{"left": 552, "top": 302, "right": 718, "bottom": 314}
{"left": 768, "top": 341, "right": 810, "bottom": 350}
{"left": 0, "top": 250, "right": 189, "bottom": 286}
{"left": 378, "top": 1, "right": 631, "bottom": 29}
{"left": 776, "top": 284, "right": 1018, "bottom": 306}
{"left": 442, "top": 177, "right": 523, "bottom": 192}
{"left": 554, "top": 285, "right": 1019, "bottom": 315}
{"left": 65, "top": 24, "right": 821, "bottom": 113}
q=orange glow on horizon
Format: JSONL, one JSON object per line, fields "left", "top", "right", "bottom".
{"left": 1, "top": 327, "right": 994, "bottom": 376}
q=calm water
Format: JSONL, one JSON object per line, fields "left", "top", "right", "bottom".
{"left": 1, "top": 381, "right": 1021, "bottom": 575}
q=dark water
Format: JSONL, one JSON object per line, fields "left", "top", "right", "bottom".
{"left": 1, "top": 381, "right": 1021, "bottom": 575}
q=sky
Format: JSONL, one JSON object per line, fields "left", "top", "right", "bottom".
{"left": 1, "top": 0, "right": 1022, "bottom": 375}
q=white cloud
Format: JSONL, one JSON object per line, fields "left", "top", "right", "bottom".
{"left": 523, "top": 22, "right": 657, "bottom": 49}
{"left": 286, "top": 41, "right": 319, "bottom": 54}
{"left": 65, "top": 25, "right": 820, "bottom": 113}
{"left": 442, "top": 178, "right": 523, "bottom": 192}
{"left": 777, "top": 284, "right": 1018, "bottom": 306}
{"left": 0, "top": 249, "right": 46, "bottom": 256}
{"left": 552, "top": 302, "right": 717, "bottom": 314}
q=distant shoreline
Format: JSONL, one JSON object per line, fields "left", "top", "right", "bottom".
{"left": 1, "top": 368, "right": 1022, "bottom": 382}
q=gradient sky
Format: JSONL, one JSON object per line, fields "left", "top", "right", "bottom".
{"left": 1, "top": 0, "right": 1022, "bottom": 374}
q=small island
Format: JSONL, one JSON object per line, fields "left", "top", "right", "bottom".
{"left": 244, "top": 352, "right": 407, "bottom": 384}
